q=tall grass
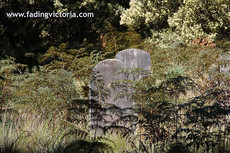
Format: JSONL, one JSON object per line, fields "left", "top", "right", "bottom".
{"left": 0, "top": 108, "right": 116, "bottom": 153}
{"left": 0, "top": 109, "right": 75, "bottom": 153}
{"left": 0, "top": 108, "right": 20, "bottom": 153}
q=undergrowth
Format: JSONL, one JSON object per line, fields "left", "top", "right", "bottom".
{"left": 0, "top": 43, "right": 229, "bottom": 153}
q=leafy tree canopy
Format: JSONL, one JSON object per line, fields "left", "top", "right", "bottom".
{"left": 121, "top": 0, "right": 230, "bottom": 48}
{"left": 0, "top": 0, "right": 130, "bottom": 62}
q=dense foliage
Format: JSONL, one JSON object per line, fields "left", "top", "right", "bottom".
{"left": 0, "top": 0, "right": 230, "bottom": 153}
{"left": 121, "top": 0, "right": 230, "bottom": 48}
{"left": 0, "top": 0, "right": 130, "bottom": 63}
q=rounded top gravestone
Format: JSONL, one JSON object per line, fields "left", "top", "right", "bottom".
{"left": 115, "top": 48, "right": 151, "bottom": 71}
{"left": 89, "top": 59, "right": 134, "bottom": 136}
{"left": 89, "top": 49, "right": 151, "bottom": 136}
{"left": 89, "top": 59, "right": 131, "bottom": 107}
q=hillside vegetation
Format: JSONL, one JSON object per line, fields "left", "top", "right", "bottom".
{"left": 0, "top": 0, "right": 230, "bottom": 152}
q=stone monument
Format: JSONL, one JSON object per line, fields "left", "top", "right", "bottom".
{"left": 89, "top": 49, "right": 151, "bottom": 137}
{"left": 89, "top": 59, "right": 133, "bottom": 136}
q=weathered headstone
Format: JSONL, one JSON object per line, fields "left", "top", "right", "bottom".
{"left": 209, "top": 52, "right": 230, "bottom": 86}
{"left": 90, "top": 49, "right": 151, "bottom": 137}
{"left": 219, "top": 53, "right": 230, "bottom": 86}
{"left": 89, "top": 59, "right": 133, "bottom": 136}
{"left": 115, "top": 48, "right": 151, "bottom": 71}
{"left": 219, "top": 53, "right": 230, "bottom": 74}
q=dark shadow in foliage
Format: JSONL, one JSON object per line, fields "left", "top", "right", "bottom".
{"left": 139, "top": 140, "right": 150, "bottom": 153}
{"left": 62, "top": 139, "right": 113, "bottom": 153}
{"left": 0, "top": 146, "right": 21, "bottom": 153}
{"left": 54, "top": 128, "right": 114, "bottom": 153}
{"left": 167, "top": 142, "right": 191, "bottom": 153}
{"left": 67, "top": 99, "right": 89, "bottom": 125}
{"left": 11, "top": 53, "right": 41, "bottom": 74}
{"left": 0, "top": 75, "right": 5, "bottom": 80}
{"left": 18, "top": 53, "right": 40, "bottom": 73}
{"left": 23, "top": 53, "right": 40, "bottom": 73}
{"left": 176, "top": 88, "right": 230, "bottom": 153}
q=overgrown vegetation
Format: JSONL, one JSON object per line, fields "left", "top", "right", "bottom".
{"left": 0, "top": 0, "right": 230, "bottom": 153}
{"left": 1, "top": 44, "right": 229, "bottom": 152}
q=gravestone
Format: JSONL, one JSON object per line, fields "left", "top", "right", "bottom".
{"left": 89, "top": 49, "right": 151, "bottom": 137}
{"left": 115, "top": 48, "right": 151, "bottom": 71}
{"left": 219, "top": 53, "right": 230, "bottom": 74}
{"left": 219, "top": 53, "right": 230, "bottom": 86}
{"left": 89, "top": 59, "right": 133, "bottom": 136}
{"left": 209, "top": 52, "right": 230, "bottom": 86}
